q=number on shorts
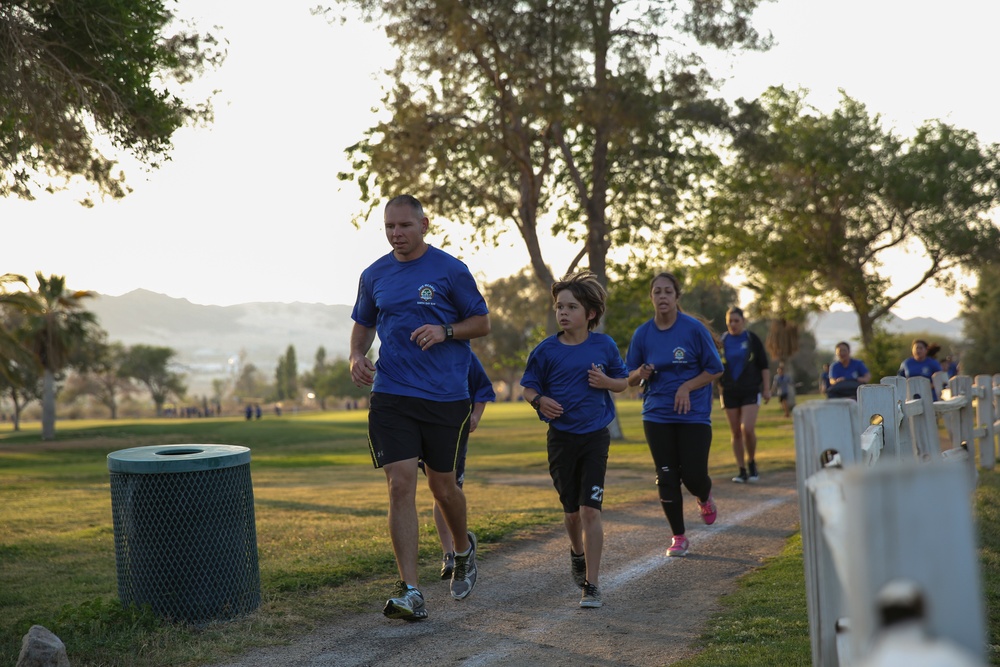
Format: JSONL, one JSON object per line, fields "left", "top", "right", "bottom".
{"left": 590, "top": 485, "right": 604, "bottom": 502}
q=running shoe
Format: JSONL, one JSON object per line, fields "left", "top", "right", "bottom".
{"left": 732, "top": 468, "right": 749, "bottom": 484}
{"left": 440, "top": 551, "right": 455, "bottom": 579}
{"left": 571, "top": 550, "right": 587, "bottom": 588}
{"left": 748, "top": 461, "right": 760, "bottom": 482}
{"left": 580, "top": 580, "right": 603, "bottom": 608}
{"left": 666, "top": 534, "right": 689, "bottom": 557}
{"left": 383, "top": 581, "right": 427, "bottom": 621}
{"left": 697, "top": 494, "right": 717, "bottom": 525}
{"left": 451, "top": 531, "right": 478, "bottom": 600}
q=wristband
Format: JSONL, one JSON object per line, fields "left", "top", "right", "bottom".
{"left": 530, "top": 395, "right": 543, "bottom": 411}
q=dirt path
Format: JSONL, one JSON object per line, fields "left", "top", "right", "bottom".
{"left": 205, "top": 470, "right": 800, "bottom": 667}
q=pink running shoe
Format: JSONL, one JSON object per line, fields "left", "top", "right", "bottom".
{"left": 666, "top": 534, "right": 689, "bottom": 557}
{"left": 697, "top": 494, "right": 717, "bottom": 525}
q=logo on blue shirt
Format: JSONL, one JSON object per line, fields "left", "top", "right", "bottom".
{"left": 673, "top": 347, "right": 689, "bottom": 363}
{"left": 418, "top": 284, "right": 437, "bottom": 304}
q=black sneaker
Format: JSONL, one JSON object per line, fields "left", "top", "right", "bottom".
{"left": 383, "top": 581, "right": 427, "bottom": 621}
{"left": 450, "top": 531, "right": 478, "bottom": 600}
{"left": 440, "top": 551, "right": 455, "bottom": 579}
{"left": 748, "top": 461, "right": 760, "bottom": 482}
{"left": 580, "top": 580, "right": 603, "bottom": 608}
{"left": 571, "top": 550, "right": 587, "bottom": 588}
{"left": 732, "top": 467, "right": 749, "bottom": 483}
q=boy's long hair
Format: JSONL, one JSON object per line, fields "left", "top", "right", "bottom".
{"left": 551, "top": 270, "right": 607, "bottom": 331}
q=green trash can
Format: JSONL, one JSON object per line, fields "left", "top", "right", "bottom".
{"left": 108, "top": 444, "right": 261, "bottom": 624}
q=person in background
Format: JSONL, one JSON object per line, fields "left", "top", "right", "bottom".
{"left": 771, "top": 363, "right": 794, "bottom": 418}
{"left": 819, "top": 363, "right": 831, "bottom": 396}
{"left": 718, "top": 306, "right": 770, "bottom": 484}
{"left": 521, "top": 271, "right": 629, "bottom": 610}
{"left": 430, "top": 353, "right": 495, "bottom": 580}
{"left": 626, "top": 272, "right": 724, "bottom": 559}
{"left": 827, "top": 341, "right": 871, "bottom": 399}
{"left": 946, "top": 355, "right": 959, "bottom": 378}
{"left": 350, "top": 194, "right": 490, "bottom": 621}
{"left": 898, "top": 339, "right": 944, "bottom": 399}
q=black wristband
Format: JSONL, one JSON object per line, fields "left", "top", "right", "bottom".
{"left": 530, "top": 395, "right": 542, "bottom": 410}
{"left": 444, "top": 324, "right": 454, "bottom": 340}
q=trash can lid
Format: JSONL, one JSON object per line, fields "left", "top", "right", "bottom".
{"left": 107, "top": 444, "right": 251, "bottom": 474}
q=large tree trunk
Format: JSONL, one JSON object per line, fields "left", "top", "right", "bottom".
{"left": 41, "top": 370, "right": 56, "bottom": 440}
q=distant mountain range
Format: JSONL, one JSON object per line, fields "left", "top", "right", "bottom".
{"left": 88, "top": 290, "right": 964, "bottom": 396}
{"left": 806, "top": 310, "right": 964, "bottom": 351}
{"left": 89, "top": 290, "right": 355, "bottom": 396}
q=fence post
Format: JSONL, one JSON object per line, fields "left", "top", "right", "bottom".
{"left": 974, "top": 375, "right": 996, "bottom": 469}
{"left": 935, "top": 370, "right": 961, "bottom": 450}
{"left": 859, "top": 383, "right": 898, "bottom": 463}
{"left": 794, "top": 399, "right": 861, "bottom": 667}
{"left": 843, "top": 459, "right": 987, "bottom": 663}
{"left": 905, "top": 377, "right": 939, "bottom": 461}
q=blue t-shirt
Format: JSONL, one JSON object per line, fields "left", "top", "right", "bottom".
{"left": 626, "top": 313, "right": 724, "bottom": 425}
{"left": 352, "top": 246, "right": 489, "bottom": 401}
{"left": 829, "top": 358, "right": 869, "bottom": 382}
{"left": 469, "top": 354, "right": 496, "bottom": 404}
{"left": 520, "top": 331, "right": 628, "bottom": 434}
{"left": 899, "top": 356, "right": 943, "bottom": 400}
{"left": 722, "top": 330, "right": 748, "bottom": 381}
{"left": 898, "top": 356, "right": 942, "bottom": 381}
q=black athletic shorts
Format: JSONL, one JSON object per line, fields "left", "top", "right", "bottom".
{"left": 368, "top": 392, "right": 471, "bottom": 472}
{"left": 546, "top": 425, "right": 610, "bottom": 513}
{"left": 721, "top": 387, "right": 761, "bottom": 409}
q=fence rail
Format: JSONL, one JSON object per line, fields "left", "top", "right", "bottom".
{"left": 794, "top": 372, "right": 1000, "bottom": 666}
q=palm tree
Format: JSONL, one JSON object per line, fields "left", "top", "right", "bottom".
{"left": 22, "top": 273, "right": 97, "bottom": 440}
{"left": 0, "top": 273, "right": 41, "bottom": 377}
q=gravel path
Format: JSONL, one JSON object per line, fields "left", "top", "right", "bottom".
{"left": 205, "top": 469, "right": 800, "bottom": 667}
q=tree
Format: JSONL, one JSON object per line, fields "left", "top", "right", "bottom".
{"left": 19, "top": 273, "right": 99, "bottom": 439}
{"left": 275, "top": 345, "right": 298, "bottom": 401}
{"left": 233, "top": 361, "right": 268, "bottom": 403}
{"left": 472, "top": 269, "right": 550, "bottom": 400}
{"left": 0, "top": 274, "right": 41, "bottom": 384}
{"left": 698, "top": 87, "right": 1000, "bottom": 349}
{"left": 1, "top": 0, "right": 224, "bottom": 203}
{"left": 960, "top": 264, "right": 1000, "bottom": 375}
{"left": 0, "top": 353, "right": 42, "bottom": 432}
{"left": 302, "top": 346, "right": 338, "bottom": 410}
{"left": 328, "top": 0, "right": 769, "bottom": 325}
{"left": 119, "top": 344, "right": 186, "bottom": 417}
{"left": 62, "top": 337, "right": 134, "bottom": 419}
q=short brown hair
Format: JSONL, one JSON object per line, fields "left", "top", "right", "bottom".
{"left": 551, "top": 271, "right": 607, "bottom": 330}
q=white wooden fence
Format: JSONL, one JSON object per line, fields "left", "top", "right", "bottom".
{"left": 794, "top": 373, "right": 1000, "bottom": 666}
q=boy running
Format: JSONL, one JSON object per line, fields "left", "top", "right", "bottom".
{"left": 520, "top": 271, "right": 628, "bottom": 609}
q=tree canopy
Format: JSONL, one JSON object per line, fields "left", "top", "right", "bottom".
{"left": 1, "top": 0, "right": 224, "bottom": 203}
{"left": 328, "top": 0, "right": 769, "bottom": 312}
{"left": 961, "top": 264, "right": 1000, "bottom": 374}
{"left": 695, "top": 87, "right": 1000, "bottom": 348}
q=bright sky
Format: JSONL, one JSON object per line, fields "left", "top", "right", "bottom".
{"left": 2, "top": 0, "right": 995, "bottom": 321}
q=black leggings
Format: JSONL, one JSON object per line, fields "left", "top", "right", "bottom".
{"left": 643, "top": 421, "right": 713, "bottom": 536}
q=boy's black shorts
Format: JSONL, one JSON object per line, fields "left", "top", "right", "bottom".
{"left": 368, "top": 392, "right": 471, "bottom": 473}
{"left": 546, "top": 425, "right": 610, "bottom": 513}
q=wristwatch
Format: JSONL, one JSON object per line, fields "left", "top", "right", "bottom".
{"left": 530, "top": 395, "right": 543, "bottom": 411}
{"left": 444, "top": 324, "right": 454, "bottom": 340}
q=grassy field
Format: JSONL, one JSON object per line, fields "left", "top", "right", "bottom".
{"left": 1, "top": 398, "right": 996, "bottom": 666}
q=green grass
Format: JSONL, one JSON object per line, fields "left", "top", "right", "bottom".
{"left": 1, "top": 397, "right": 996, "bottom": 666}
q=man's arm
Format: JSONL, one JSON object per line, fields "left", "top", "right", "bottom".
{"left": 349, "top": 322, "right": 377, "bottom": 387}
{"left": 412, "top": 313, "right": 491, "bottom": 348}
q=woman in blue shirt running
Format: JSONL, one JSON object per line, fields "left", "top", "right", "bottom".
{"left": 626, "top": 272, "right": 723, "bottom": 559}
